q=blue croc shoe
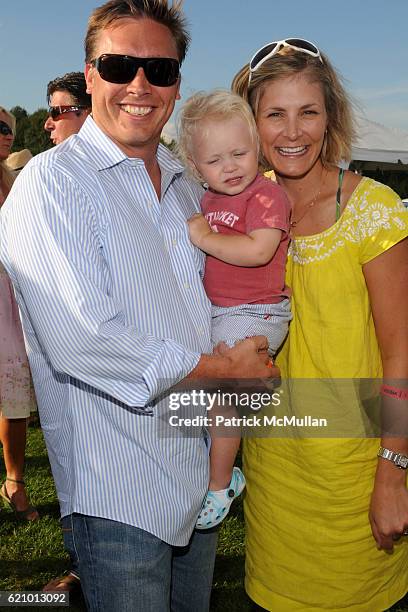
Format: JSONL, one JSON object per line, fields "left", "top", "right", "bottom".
{"left": 196, "top": 467, "right": 246, "bottom": 530}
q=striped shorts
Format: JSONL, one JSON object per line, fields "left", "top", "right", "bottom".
{"left": 211, "top": 298, "right": 292, "bottom": 356}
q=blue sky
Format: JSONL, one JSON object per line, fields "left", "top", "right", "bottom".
{"left": 1, "top": 0, "right": 408, "bottom": 136}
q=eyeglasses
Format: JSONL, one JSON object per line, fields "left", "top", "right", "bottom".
{"left": 249, "top": 38, "right": 323, "bottom": 82}
{"left": 48, "top": 106, "right": 88, "bottom": 120}
{"left": 0, "top": 120, "right": 13, "bottom": 136}
{"left": 92, "top": 54, "right": 180, "bottom": 87}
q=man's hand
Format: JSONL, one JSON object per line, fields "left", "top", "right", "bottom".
{"left": 187, "top": 213, "right": 213, "bottom": 249}
{"left": 188, "top": 335, "right": 280, "bottom": 381}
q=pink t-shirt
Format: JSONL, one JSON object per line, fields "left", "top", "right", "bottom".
{"left": 202, "top": 174, "right": 291, "bottom": 307}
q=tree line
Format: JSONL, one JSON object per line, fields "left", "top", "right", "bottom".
{"left": 8, "top": 107, "right": 407, "bottom": 199}
{"left": 10, "top": 106, "right": 52, "bottom": 156}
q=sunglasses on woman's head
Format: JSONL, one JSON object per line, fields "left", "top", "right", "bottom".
{"left": 48, "top": 106, "right": 88, "bottom": 120}
{"left": 0, "top": 120, "right": 13, "bottom": 136}
{"left": 249, "top": 38, "right": 323, "bottom": 83}
{"left": 92, "top": 54, "right": 180, "bottom": 87}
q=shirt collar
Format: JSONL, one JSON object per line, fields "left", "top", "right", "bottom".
{"left": 78, "top": 116, "right": 184, "bottom": 176}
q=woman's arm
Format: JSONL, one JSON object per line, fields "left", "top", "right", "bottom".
{"left": 363, "top": 237, "right": 408, "bottom": 550}
{"left": 187, "top": 213, "right": 282, "bottom": 266}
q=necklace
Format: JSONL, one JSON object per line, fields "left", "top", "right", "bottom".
{"left": 290, "top": 169, "right": 326, "bottom": 228}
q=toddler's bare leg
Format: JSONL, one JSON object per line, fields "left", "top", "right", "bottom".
{"left": 208, "top": 403, "right": 240, "bottom": 490}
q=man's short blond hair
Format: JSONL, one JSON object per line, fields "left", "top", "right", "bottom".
{"left": 85, "top": 0, "right": 190, "bottom": 63}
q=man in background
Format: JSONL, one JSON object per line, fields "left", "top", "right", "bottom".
{"left": 42, "top": 71, "right": 90, "bottom": 598}
{"left": 44, "top": 72, "right": 91, "bottom": 145}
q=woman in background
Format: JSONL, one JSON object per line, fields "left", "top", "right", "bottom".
{"left": 232, "top": 39, "right": 408, "bottom": 610}
{"left": 0, "top": 106, "right": 38, "bottom": 521}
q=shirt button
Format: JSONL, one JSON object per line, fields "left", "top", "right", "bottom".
{"left": 172, "top": 239, "right": 177, "bottom": 247}
{"left": 184, "top": 282, "right": 190, "bottom": 290}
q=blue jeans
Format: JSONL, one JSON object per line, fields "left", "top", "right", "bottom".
{"left": 69, "top": 513, "right": 218, "bottom": 612}
{"left": 61, "top": 515, "right": 80, "bottom": 579}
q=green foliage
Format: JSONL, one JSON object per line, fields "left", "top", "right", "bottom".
{"left": 22, "top": 109, "right": 53, "bottom": 156}
{"left": 9, "top": 107, "right": 53, "bottom": 156}
{"left": 160, "top": 136, "right": 177, "bottom": 152}
{"left": 10, "top": 106, "right": 28, "bottom": 122}
{"left": 349, "top": 163, "right": 408, "bottom": 199}
{"left": 10, "top": 106, "right": 29, "bottom": 153}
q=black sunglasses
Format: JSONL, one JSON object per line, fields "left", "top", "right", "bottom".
{"left": 92, "top": 54, "right": 180, "bottom": 87}
{"left": 48, "top": 105, "right": 88, "bottom": 121}
{"left": 0, "top": 120, "right": 13, "bottom": 136}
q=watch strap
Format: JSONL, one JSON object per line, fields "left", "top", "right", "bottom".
{"left": 378, "top": 446, "right": 408, "bottom": 469}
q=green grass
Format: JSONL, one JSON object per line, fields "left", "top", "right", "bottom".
{"left": 1, "top": 422, "right": 407, "bottom": 611}
{"left": 0, "top": 422, "right": 253, "bottom": 612}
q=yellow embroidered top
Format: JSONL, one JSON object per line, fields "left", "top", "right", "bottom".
{"left": 278, "top": 177, "right": 408, "bottom": 379}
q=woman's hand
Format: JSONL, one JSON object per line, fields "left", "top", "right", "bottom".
{"left": 364, "top": 238, "right": 408, "bottom": 550}
{"left": 369, "top": 465, "right": 408, "bottom": 551}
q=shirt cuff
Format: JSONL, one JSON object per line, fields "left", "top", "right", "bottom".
{"left": 143, "top": 340, "right": 201, "bottom": 402}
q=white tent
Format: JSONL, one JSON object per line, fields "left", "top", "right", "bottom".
{"left": 352, "top": 116, "right": 408, "bottom": 165}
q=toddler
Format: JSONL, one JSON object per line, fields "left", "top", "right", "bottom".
{"left": 177, "top": 90, "right": 292, "bottom": 528}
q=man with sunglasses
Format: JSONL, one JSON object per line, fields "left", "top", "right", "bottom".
{"left": 0, "top": 2, "right": 275, "bottom": 610}
{"left": 44, "top": 72, "right": 91, "bottom": 145}
{"left": 42, "top": 69, "right": 91, "bottom": 600}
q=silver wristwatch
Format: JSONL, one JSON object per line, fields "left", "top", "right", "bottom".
{"left": 377, "top": 447, "right": 408, "bottom": 469}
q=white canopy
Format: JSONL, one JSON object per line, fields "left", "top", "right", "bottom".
{"left": 352, "top": 116, "right": 408, "bottom": 165}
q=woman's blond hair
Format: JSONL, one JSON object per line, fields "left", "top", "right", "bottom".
{"left": 0, "top": 107, "right": 16, "bottom": 199}
{"left": 177, "top": 89, "right": 259, "bottom": 179}
{"left": 232, "top": 46, "right": 356, "bottom": 169}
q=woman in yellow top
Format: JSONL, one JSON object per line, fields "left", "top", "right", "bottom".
{"left": 233, "top": 39, "right": 408, "bottom": 611}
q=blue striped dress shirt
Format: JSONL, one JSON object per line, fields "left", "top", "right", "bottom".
{"left": 0, "top": 117, "right": 213, "bottom": 545}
